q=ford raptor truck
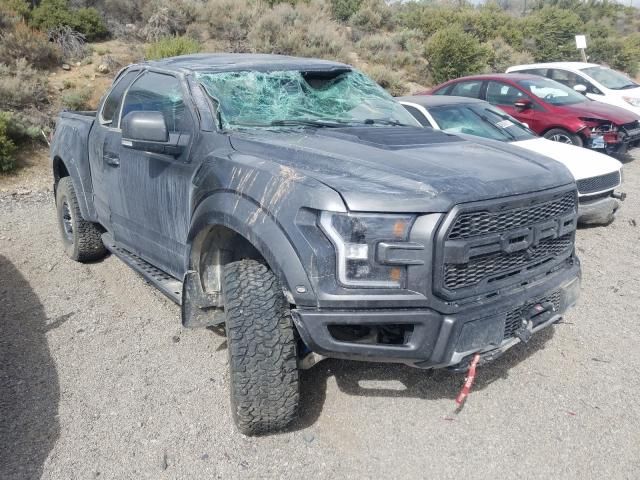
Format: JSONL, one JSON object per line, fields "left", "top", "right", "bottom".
{"left": 50, "top": 54, "right": 581, "bottom": 435}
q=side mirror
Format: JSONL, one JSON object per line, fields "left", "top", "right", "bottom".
{"left": 121, "top": 111, "right": 185, "bottom": 156}
{"left": 574, "top": 84, "right": 588, "bottom": 94}
{"left": 513, "top": 99, "right": 532, "bottom": 111}
{"left": 122, "top": 111, "right": 169, "bottom": 143}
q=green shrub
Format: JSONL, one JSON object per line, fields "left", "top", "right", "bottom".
{"left": 0, "top": 59, "right": 49, "bottom": 110}
{"left": 62, "top": 88, "right": 92, "bottom": 111}
{"left": 425, "top": 26, "right": 491, "bottom": 84}
{"left": 0, "top": 21, "right": 61, "bottom": 68}
{"left": 31, "top": 0, "right": 108, "bottom": 41}
{"left": 0, "top": 112, "right": 17, "bottom": 173}
{"left": 522, "top": 6, "right": 582, "bottom": 62}
{"left": 145, "top": 35, "right": 201, "bottom": 60}
{"left": 331, "top": 0, "right": 363, "bottom": 21}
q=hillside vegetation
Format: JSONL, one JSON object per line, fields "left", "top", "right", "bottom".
{"left": 1, "top": 0, "right": 640, "bottom": 172}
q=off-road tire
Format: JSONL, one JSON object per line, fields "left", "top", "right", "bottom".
{"left": 55, "top": 177, "right": 107, "bottom": 262}
{"left": 543, "top": 128, "right": 584, "bottom": 147}
{"left": 222, "top": 259, "right": 299, "bottom": 435}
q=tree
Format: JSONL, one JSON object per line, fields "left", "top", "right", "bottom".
{"left": 425, "top": 26, "right": 491, "bottom": 84}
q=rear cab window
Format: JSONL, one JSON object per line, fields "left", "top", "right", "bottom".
{"left": 99, "top": 70, "right": 140, "bottom": 128}
{"left": 448, "top": 81, "right": 483, "bottom": 98}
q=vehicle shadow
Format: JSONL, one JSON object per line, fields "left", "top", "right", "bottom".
{"left": 0, "top": 254, "right": 60, "bottom": 480}
{"left": 613, "top": 151, "right": 634, "bottom": 164}
{"left": 292, "top": 326, "right": 557, "bottom": 431}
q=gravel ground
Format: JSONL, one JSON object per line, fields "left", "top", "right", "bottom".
{"left": 1, "top": 152, "right": 639, "bottom": 479}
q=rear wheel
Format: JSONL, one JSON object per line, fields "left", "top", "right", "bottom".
{"left": 543, "top": 128, "right": 584, "bottom": 147}
{"left": 222, "top": 259, "right": 299, "bottom": 435}
{"left": 55, "top": 177, "right": 107, "bottom": 262}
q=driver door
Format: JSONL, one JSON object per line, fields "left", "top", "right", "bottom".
{"left": 485, "top": 81, "right": 547, "bottom": 134}
{"left": 111, "top": 71, "right": 197, "bottom": 277}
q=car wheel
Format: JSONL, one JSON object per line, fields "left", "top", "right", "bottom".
{"left": 222, "top": 259, "right": 300, "bottom": 435}
{"left": 55, "top": 177, "right": 107, "bottom": 262}
{"left": 544, "top": 128, "right": 584, "bottom": 147}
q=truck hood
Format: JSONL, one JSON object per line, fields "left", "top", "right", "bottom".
{"left": 513, "top": 138, "right": 622, "bottom": 182}
{"left": 560, "top": 100, "right": 639, "bottom": 125}
{"left": 229, "top": 126, "right": 574, "bottom": 212}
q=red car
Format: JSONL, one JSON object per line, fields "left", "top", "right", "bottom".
{"left": 427, "top": 73, "right": 640, "bottom": 154}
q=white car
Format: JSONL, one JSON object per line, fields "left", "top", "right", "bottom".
{"left": 399, "top": 95, "right": 624, "bottom": 225}
{"left": 506, "top": 62, "right": 640, "bottom": 117}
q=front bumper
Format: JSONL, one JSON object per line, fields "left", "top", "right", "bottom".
{"left": 292, "top": 262, "right": 580, "bottom": 369}
{"left": 578, "top": 194, "right": 620, "bottom": 225}
{"left": 589, "top": 136, "right": 640, "bottom": 155}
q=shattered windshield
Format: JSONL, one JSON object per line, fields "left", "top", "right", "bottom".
{"left": 196, "top": 69, "right": 418, "bottom": 130}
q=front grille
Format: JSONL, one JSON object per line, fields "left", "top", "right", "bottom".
{"left": 448, "top": 191, "right": 575, "bottom": 240}
{"left": 503, "top": 290, "right": 561, "bottom": 340}
{"left": 444, "top": 236, "right": 572, "bottom": 290}
{"left": 435, "top": 189, "right": 577, "bottom": 300}
{"left": 577, "top": 171, "right": 620, "bottom": 195}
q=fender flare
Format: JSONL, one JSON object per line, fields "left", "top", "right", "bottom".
{"left": 52, "top": 154, "right": 97, "bottom": 221}
{"left": 187, "top": 191, "right": 317, "bottom": 307}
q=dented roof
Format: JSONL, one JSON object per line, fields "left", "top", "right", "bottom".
{"left": 147, "top": 53, "right": 351, "bottom": 74}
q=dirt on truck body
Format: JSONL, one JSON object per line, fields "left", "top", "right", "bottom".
{"left": 49, "top": 53, "right": 581, "bottom": 434}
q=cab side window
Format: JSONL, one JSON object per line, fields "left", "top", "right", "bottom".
{"left": 449, "top": 81, "right": 483, "bottom": 99}
{"left": 548, "top": 69, "right": 581, "bottom": 88}
{"left": 99, "top": 70, "right": 139, "bottom": 127}
{"left": 120, "top": 72, "right": 193, "bottom": 133}
{"left": 486, "top": 81, "right": 525, "bottom": 105}
{"left": 548, "top": 68, "right": 601, "bottom": 94}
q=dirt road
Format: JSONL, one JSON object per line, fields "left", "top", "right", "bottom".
{"left": 1, "top": 152, "right": 639, "bottom": 479}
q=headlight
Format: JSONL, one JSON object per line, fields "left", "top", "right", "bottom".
{"left": 623, "top": 96, "right": 640, "bottom": 107}
{"left": 319, "top": 211, "right": 415, "bottom": 288}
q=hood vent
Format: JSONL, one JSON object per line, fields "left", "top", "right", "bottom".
{"left": 319, "top": 126, "right": 463, "bottom": 150}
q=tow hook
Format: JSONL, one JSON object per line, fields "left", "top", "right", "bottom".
{"left": 613, "top": 190, "right": 626, "bottom": 201}
{"left": 515, "top": 302, "right": 554, "bottom": 343}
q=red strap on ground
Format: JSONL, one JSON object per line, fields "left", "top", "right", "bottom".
{"left": 455, "top": 353, "right": 481, "bottom": 407}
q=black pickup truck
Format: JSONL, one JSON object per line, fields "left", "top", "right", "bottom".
{"left": 50, "top": 54, "right": 581, "bottom": 434}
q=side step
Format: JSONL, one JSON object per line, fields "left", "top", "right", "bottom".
{"left": 102, "top": 233, "right": 182, "bottom": 305}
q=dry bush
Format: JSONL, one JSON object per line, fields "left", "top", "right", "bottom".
{"left": 0, "top": 59, "right": 49, "bottom": 110}
{"left": 362, "top": 64, "right": 407, "bottom": 96}
{"left": 141, "top": 0, "right": 198, "bottom": 41}
{"left": 0, "top": 22, "right": 61, "bottom": 68}
{"left": 248, "top": 0, "right": 351, "bottom": 62}
{"left": 62, "top": 87, "right": 92, "bottom": 111}
{"left": 197, "top": 0, "right": 257, "bottom": 50}
{"left": 485, "top": 37, "right": 534, "bottom": 73}
{"left": 49, "top": 25, "right": 89, "bottom": 61}
{"left": 350, "top": 0, "right": 393, "bottom": 34}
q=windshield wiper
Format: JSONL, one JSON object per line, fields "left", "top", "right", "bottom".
{"left": 470, "top": 110, "right": 516, "bottom": 141}
{"left": 615, "top": 83, "right": 639, "bottom": 90}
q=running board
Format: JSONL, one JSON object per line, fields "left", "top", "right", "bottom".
{"left": 102, "top": 233, "right": 182, "bottom": 305}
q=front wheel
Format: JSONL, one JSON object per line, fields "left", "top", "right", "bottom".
{"left": 55, "top": 177, "right": 107, "bottom": 262}
{"left": 543, "top": 128, "right": 584, "bottom": 147}
{"left": 222, "top": 259, "right": 300, "bottom": 435}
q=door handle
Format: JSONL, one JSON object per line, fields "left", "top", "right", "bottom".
{"left": 104, "top": 153, "right": 120, "bottom": 167}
